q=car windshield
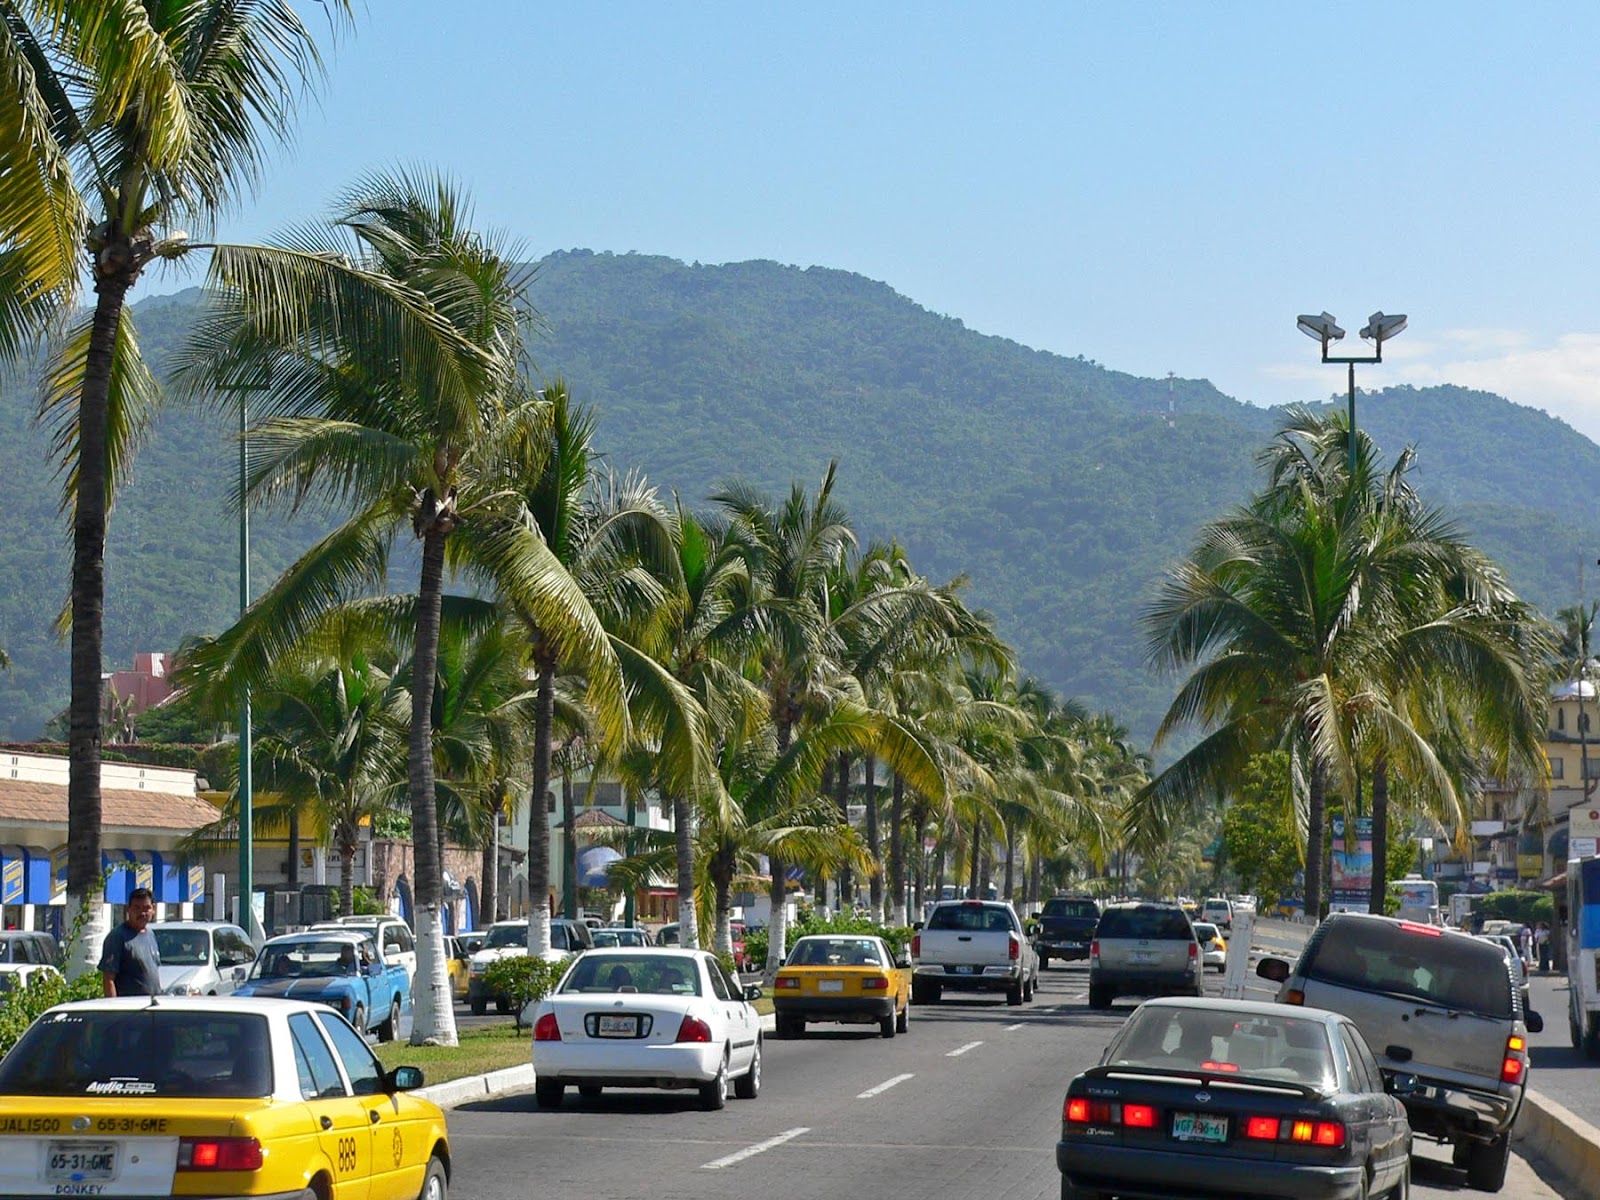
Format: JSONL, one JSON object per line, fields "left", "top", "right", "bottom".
{"left": 559, "top": 956, "right": 700, "bottom": 996}
{"left": 1040, "top": 899, "right": 1098, "bottom": 919}
{"left": 927, "top": 904, "right": 1013, "bottom": 932}
{"left": 593, "top": 930, "right": 645, "bottom": 948}
{"left": 655, "top": 925, "right": 680, "bottom": 945}
{"left": 1306, "top": 921, "right": 1512, "bottom": 1017}
{"left": 486, "top": 925, "right": 527, "bottom": 949}
{"left": 1097, "top": 908, "right": 1192, "bottom": 939}
{"left": 787, "top": 938, "right": 884, "bottom": 967}
{"left": 0, "top": 1010, "right": 272, "bottom": 1097}
{"left": 252, "top": 940, "right": 366, "bottom": 979}
{"left": 1107, "top": 1008, "right": 1335, "bottom": 1088}
{"left": 152, "top": 929, "right": 211, "bottom": 966}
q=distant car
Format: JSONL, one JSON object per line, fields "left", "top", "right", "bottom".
{"left": 234, "top": 931, "right": 410, "bottom": 1042}
{"left": 592, "top": 928, "right": 653, "bottom": 948}
{"left": 1088, "top": 902, "right": 1203, "bottom": 1009}
{"left": 0, "top": 930, "right": 58, "bottom": 966}
{"left": 1058, "top": 997, "right": 1412, "bottom": 1200}
{"left": 1201, "top": 896, "right": 1235, "bottom": 932}
{"left": 149, "top": 921, "right": 257, "bottom": 997}
{"left": 443, "top": 935, "right": 471, "bottom": 999}
{"left": 314, "top": 915, "right": 418, "bottom": 986}
{"left": 655, "top": 922, "right": 681, "bottom": 946}
{"left": 1191, "top": 921, "right": 1227, "bottom": 973}
{"left": 0, "top": 962, "right": 61, "bottom": 994}
{"left": 774, "top": 934, "right": 910, "bottom": 1039}
{"left": 1032, "top": 895, "right": 1101, "bottom": 967}
{"left": 1479, "top": 933, "right": 1531, "bottom": 1015}
{"left": 530, "top": 948, "right": 763, "bottom": 1110}
{"left": 466, "top": 918, "right": 593, "bottom": 1015}
{"left": 0, "top": 996, "right": 449, "bottom": 1200}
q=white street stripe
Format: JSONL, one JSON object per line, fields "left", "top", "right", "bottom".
{"left": 946, "top": 1040, "right": 984, "bottom": 1057}
{"left": 1004, "top": 1022, "right": 1025, "bottom": 1031}
{"left": 700, "top": 1127, "right": 810, "bottom": 1170}
{"left": 856, "top": 1072, "right": 915, "bottom": 1099}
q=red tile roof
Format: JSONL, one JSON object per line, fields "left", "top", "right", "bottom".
{"left": 0, "top": 778, "right": 219, "bottom": 832}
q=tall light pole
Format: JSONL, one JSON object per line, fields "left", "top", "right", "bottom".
{"left": 1296, "top": 310, "right": 1408, "bottom": 475}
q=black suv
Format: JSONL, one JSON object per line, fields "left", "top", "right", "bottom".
{"left": 1031, "top": 896, "right": 1100, "bottom": 967}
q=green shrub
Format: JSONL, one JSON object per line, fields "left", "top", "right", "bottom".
{"left": 483, "top": 955, "right": 569, "bottom": 1031}
{"left": 0, "top": 895, "right": 109, "bottom": 1059}
{"left": 1474, "top": 890, "right": 1553, "bottom": 928}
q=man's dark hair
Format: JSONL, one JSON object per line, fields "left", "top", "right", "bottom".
{"left": 128, "top": 886, "right": 155, "bottom": 904}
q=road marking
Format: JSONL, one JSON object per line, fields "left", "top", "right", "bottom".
{"left": 946, "top": 1040, "right": 984, "bottom": 1057}
{"left": 856, "top": 1072, "right": 915, "bottom": 1099}
{"left": 1004, "top": 1022, "right": 1025, "bottom": 1031}
{"left": 701, "top": 1127, "right": 810, "bottom": 1170}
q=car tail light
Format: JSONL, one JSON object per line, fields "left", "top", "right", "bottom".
{"left": 1089, "top": 940, "right": 1100, "bottom": 966}
{"left": 862, "top": 976, "right": 890, "bottom": 990}
{"left": 775, "top": 976, "right": 801, "bottom": 989}
{"left": 178, "top": 1138, "right": 264, "bottom": 1171}
{"left": 533, "top": 1012, "right": 561, "bottom": 1042}
{"left": 911, "top": 934, "right": 920, "bottom": 958}
{"left": 1066, "top": 1097, "right": 1091, "bottom": 1122}
{"left": 1009, "top": 935, "right": 1020, "bottom": 961}
{"left": 675, "top": 1015, "right": 713, "bottom": 1043}
{"left": 1502, "top": 1034, "right": 1527, "bottom": 1084}
{"left": 1243, "top": 1117, "right": 1344, "bottom": 1147}
{"left": 1188, "top": 941, "right": 1198, "bottom": 961}
{"left": 1064, "top": 1096, "right": 1158, "bottom": 1127}
{"left": 1122, "top": 1104, "right": 1156, "bottom": 1128}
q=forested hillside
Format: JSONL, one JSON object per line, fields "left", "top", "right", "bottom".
{"left": 1, "top": 250, "right": 1594, "bottom": 742}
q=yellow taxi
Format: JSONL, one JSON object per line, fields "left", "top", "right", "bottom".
{"left": 773, "top": 934, "right": 911, "bottom": 1038}
{"left": 444, "top": 935, "right": 473, "bottom": 1000}
{"left": 1193, "top": 919, "right": 1228, "bottom": 973}
{"left": 0, "top": 996, "right": 450, "bottom": 1199}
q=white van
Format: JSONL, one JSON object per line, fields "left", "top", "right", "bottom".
{"left": 1200, "top": 896, "right": 1234, "bottom": 932}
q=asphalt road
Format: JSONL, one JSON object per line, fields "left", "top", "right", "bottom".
{"left": 441, "top": 962, "right": 1572, "bottom": 1200}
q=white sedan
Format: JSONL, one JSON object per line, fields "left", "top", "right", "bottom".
{"left": 530, "top": 948, "right": 763, "bottom": 1110}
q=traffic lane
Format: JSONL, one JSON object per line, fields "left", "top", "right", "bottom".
{"left": 442, "top": 966, "right": 1572, "bottom": 1200}
{"left": 1525, "top": 971, "right": 1593, "bottom": 1118}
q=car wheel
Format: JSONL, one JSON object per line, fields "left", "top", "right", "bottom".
{"left": 1006, "top": 982, "right": 1023, "bottom": 1006}
{"left": 1087, "top": 984, "right": 1112, "bottom": 1011}
{"left": 896, "top": 1000, "right": 909, "bottom": 1034}
{"left": 577, "top": 1083, "right": 602, "bottom": 1099}
{"left": 470, "top": 998, "right": 487, "bottom": 1017}
{"left": 880, "top": 1011, "right": 896, "bottom": 1038}
{"left": 734, "top": 1039, "right": 761, "bottom": 1099}
{"left": 1061, "top": 1179, "right": 1108, "bottom": 1200}
{"left": 1464, "top": 1131, "right": 1510, "bottom": 1192}
{"left": 378, "top": 999, "right": 401, "bottom": 1043}
{"left": 418, "top": 1155, "right": 447, "bottom": 1200}
{"left": 351, "top": 1004, "right": 366, "bottom": 1035}
{"left": 534, "top": 1079, "right": 564, "bottom": 1110}
{"left": 699, "top": 1053, "right": 729, "bottom": 1111}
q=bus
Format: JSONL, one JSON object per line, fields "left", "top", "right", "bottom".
{"left": 1388, "top": 875, "right": 1440, "bottom": 924}
{"left": 1567, "top": 854, "right": 1600, "bottom": 1058}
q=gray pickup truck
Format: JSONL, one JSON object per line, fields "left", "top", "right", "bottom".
{"left": 911, "top": 900, "right": 1038, "bottom": 1006}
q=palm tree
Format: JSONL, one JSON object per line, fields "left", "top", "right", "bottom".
{"left": 172, "top": 168, "right": 541, "bottom": 1045}
{"left": 0, "top": 0, "right": 348, "bottom": 977}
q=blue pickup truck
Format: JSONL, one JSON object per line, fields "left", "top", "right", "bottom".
{"left": 233, "top": 930, "right": 410, "bottom": 1041}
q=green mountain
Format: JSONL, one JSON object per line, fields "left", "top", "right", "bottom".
{"left": 2, "top": 251, "right": 1595, "bottom": 744}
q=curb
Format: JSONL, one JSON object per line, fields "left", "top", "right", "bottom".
{"left": 1514, "top": 1089, "right": 1600, "bottom": 1193}
{"left": 414, "top": 1013, "right": 777, "bottom": 1110}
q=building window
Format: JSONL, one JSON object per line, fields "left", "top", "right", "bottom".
{"left": 1550, "top": 755, "right": 1564, "bottom": 780}
{"left": 1584, "top": 713, "right": 1593, "bottom": 734}
{"left": 1558, "top": 708, "right": 1566, "bottom": 731}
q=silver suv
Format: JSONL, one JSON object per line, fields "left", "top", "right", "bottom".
{"left": 1258, "top": 912, "right": 1541, "bottom": 1193}
{"left": 1087, "top": 902, "right": 1202, "bottom": 1010}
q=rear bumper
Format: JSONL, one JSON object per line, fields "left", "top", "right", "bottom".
{"left": 775, "top": 996, "right": 895, "bottom": 1022}
{"left": 1036, "top": 940, "right": 1091, "bottom": 960}
{"left": 914, "top": 965, "right": 1019, "bottom": 992}
{"left": 1057, "top": 1142, "right": 1365, "bottom": 1200}
{"left": 1399, "top": 1077, "right": 1521, "bottom": 1141}
{"left": 1091, "top": 967, "right": 1200, "bottom": 995}
{"left": 533, "top": 1041, "right": 723, "bottom": 1086}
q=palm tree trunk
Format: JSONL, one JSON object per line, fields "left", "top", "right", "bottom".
{"left": 287, "top": 809, "right": 301, "bottom": 890}
{"left": 1027, "top": 848, "right": 1041, "bottom": 910}
{"left": 763, "top": 711, "right": 793, "bottom": 978}
{"left": 1306, "top": 757, "right": 1327, "bottom": 922}
{"left": 1369, "top": 757, "right": 1389, "bottom": 915}
{"left": 888, "top": 775, "right": 907, "bottom": 926}
{"left": 1002, "top": 816, "right": 1017, "bottom": 903}
{"left": 968, "top": 817, "right": 982, "bottom": 898}
{"left": 409, "top": 529, "right": 457, "bottom": 1045}
{"left": 673, "top": 791, "right": 699, "bottom": 948}
{"left": 864, "top": 753, "right": 883, "bottom": 922}
{"left": 339, "top": 833, "right": 357, "bottom": 918}
{"left": 712, "top": 842, "right": 736, "bottom": 959}
{"left": 561, "top": 759, "right": 577, "bottom": 919}
{"left": 480, "top": 829, "right": 497, "bottom": 929}
{"left": 835, "top": 752, "right": 852, "bottom": 906}
{"left": 65, "top": 277, "right": 131, "bottom": 979}
{"left": 527, "top": 659, "right": 556, "bottom": 957}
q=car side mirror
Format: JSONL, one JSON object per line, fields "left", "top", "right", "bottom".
{"left": 1255, "top": 958, "right": 1290, "bottom": 983}
{"left": 465, "top": 939, "right": 484, "bottom": 954}
{"left": 1384, "top": 1071, "right": 1420, "bottom": 1096}
{"left": 912, "top": 922, "right": 925, "bottom": 932}
{"left": 743, "top": 984, "right": 763, "bottom": 1002}
{"left": 1526, "top": 1010, "right": 1545, "bottom": 1034}
{"left": 233, "top": 966, "right": 247, "bottom": 982}
{"left": 387, "top": 1066, "right": 424, "bottom": 1092}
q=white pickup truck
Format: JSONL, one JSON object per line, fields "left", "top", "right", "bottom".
{"left": 910, "top": 899, "right": 1038, "bottom": 1006}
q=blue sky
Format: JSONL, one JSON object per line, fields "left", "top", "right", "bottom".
{"left": 171, "top": 3, "right": 1600, "bottom": 440}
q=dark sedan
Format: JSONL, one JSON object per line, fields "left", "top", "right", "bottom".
{"left": 1058, "top": 997, "right": 1411, "bottom": 1200}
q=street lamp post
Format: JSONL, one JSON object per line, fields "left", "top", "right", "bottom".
{"left": 1296, "top": 310, "right": 1408, "bottom": 475}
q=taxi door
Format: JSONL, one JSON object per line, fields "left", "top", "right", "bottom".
{"left": 288, "top": 1013, "right": 372, "bottom": 1200}
{"left": 317, "top": 1013, "right": 429, "bottom": 1200}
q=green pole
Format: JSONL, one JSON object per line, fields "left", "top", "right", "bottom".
{"left": 238, "top": 395, "right": 253, "bottom": 938}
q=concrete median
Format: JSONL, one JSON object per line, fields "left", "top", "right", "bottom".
{"left": 1514, "top": 1090, "right": 1600, "bottom": 1198}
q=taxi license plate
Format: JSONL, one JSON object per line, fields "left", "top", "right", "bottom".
{"left": 46, "top": 1142, "right": 117, "bottom": 1182}
{"left": 597, "top": 1015, "right": 639, "bottom": 1037}
{"left": 818, "top": 980, "right": 844, "bottom": 993}
{"left": 1171, "top": 1113, "right": 1229, "bottom": 1143}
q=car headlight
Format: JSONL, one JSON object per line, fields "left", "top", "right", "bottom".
{"left": 167, "top": 983, "right": 204, "bottom": 996}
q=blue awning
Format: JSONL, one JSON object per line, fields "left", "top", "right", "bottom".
{"left": 0, "top": 846, "right": 23, "bottom": 904}
{"left": 577, "top": 846, "right": 623, "bottom": 887}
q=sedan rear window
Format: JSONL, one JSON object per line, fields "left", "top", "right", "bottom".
{"left": 1305, "top": 921, "right": 1511, "bottom": 1017}
{"left": 560, "top": 956, "right": 701, "bottom": 996}
{"left": 1096, "top": 908, "right": 1193, "bottom": 939}
{"left": 0, "top": 1010, "right": 272, "bottom": 1097}
{"left": 1108, "top": 1007, "right": 1334, "bottom": 1087}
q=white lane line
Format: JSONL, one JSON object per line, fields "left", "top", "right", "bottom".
{"left": 856, "top": 1072, "right": 915, "bottom": 1099}
{"left": 1004, "top": 1022, "right": 1025, "bottom": 1031}
{"left": 946, "top": 1040, "right": 984, "bottom": 1057}
{"left": 701, "top": 1127, "right": 810, "bottom": 1170}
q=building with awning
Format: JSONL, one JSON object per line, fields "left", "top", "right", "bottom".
{"left": 0, "top": 750, "right": 215, "bottom": 937}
